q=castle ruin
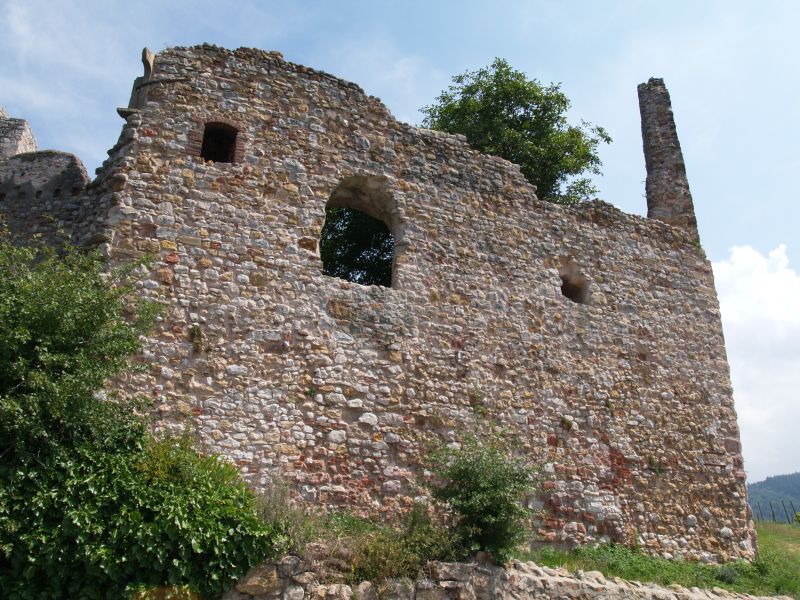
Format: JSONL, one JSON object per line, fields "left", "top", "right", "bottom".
{"left": 0, "top": 46, "right": 755, "bottom": 563}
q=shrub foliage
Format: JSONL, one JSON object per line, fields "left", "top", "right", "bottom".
{"left": 0, "top": 243, "right": 154, "bottom": 462}
{"left": 427, "top": 435, "right": 533, "bottom": 562}
{"left": 347, "top": 504, "right": 457, "bottom": 582}
{"left": 0, "top": 240, "right": 279, "bottom": 599}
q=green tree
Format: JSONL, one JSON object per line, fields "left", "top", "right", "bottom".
{"left": 0, "top": 240, "right": 280, "bottom": 599}
{"left": 421, "top": 59, "right": 611, "bottom": 205}
{"left": 0, "top": 242, "right": 155, "bottom": 462}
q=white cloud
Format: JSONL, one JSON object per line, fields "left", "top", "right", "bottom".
{"left": 713, "top": 245, "right": 800, "bottom": 482}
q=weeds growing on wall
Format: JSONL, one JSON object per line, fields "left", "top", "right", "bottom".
{"left": 0, "top": 240, "right": 281, "bottom": 599}
{"left": 257, "top": 432, "right": 536, "bottom": 584}
{"left": 320, "top": 433, "right": 535, "bottom": 581}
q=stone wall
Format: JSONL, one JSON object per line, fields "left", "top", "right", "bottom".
{"left": 0, "top": 108, "right": 37, "bottom": 160}
{"left": 0, "top": 150, "right": 90, "bottom": 244}
{"left": 0, "top": 45, "right": 755, "bottom": 563}
{"left": 224, "top": 558, "right": 790, "bottom": 600}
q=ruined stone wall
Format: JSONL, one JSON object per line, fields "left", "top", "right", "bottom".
{"left": 0, "top": 109, "right": 37, "bottom": 160}
{"left": 0, "top": 150, "right": 90, "bottom": 244}
{"left": 0, "top": 45, "right": 754, "bottom": 563}
{"left": 0, "top": 108, "right": 101, "bottom": 246}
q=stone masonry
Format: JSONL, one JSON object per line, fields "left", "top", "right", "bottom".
{"left": 0, "top": 151, "right": 90, "bottom": 244}
{"left": 638, "top": 79, "right": 699, "bottom": 242}
{"left": 0, "top": 106, "right": 37, "bottom": 160}
{"left": 0, "top": 45, "right": 755, "bottom": 563}
{"left": 223, "top": 557, "right": 791, "bottom": 600}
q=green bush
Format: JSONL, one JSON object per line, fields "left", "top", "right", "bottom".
{"left": 1, "top": 440, "right": 277, "bottom": 598}
{"left": 0, "top": 242, "right": 158, "bottom": 463}
{"left": 0, "top": 240, "right": 280, "bottom": 598}
{"left": 427, "top": 435, "right": 532, "bottom": 563}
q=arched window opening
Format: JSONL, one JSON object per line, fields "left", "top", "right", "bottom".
{"left": 200, "top": 122, "right": 237, "bottom": 163}
{"left": 559, "top": 258, "right": 590, "bottom": 304}
{"left": 319, "top": 176, "right": 398, "bottom": 288}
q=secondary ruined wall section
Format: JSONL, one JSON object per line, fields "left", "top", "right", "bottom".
{"left": 0, "top": 46, "right": 754, "bottom": 564}
{"left": 0, "top": 108, "right": 37, "bottom": 160}
{"left": 0, "top": 107, "right": 147, "bottom": 249}
{"left": 0, "top": 151, "right": 90, "bottom": 244}
{"left": 638, "top": 78, "right": 699, "bottom": 242}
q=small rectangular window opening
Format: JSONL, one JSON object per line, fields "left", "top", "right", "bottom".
{"left": 200, "top": 122, "right": 238, "bottom": 163}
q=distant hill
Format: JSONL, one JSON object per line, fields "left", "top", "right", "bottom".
{"left": 748, "top": 472, "right": 800, "bottom": 519}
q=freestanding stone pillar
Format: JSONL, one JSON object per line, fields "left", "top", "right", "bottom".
{"left": 638, "top": 78, "right": 699, "bottom": 242}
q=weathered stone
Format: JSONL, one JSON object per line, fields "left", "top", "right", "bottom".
{"left": 235, "top": 564, "right": 282, "bottom": 595}
{"left": 428, "top": 562, "right": 474, "bottom": 582}
{"left": 284, "top": 584, "right": 305, "bottom": 600}
{"left": 327, "top": 430, "right": 347, "bottom": 444}
{"left": 378, "top": 578, "right": 414, "bottom": 600}
{"left": 638, "top": 78, "right": 698, "bottom": 241}
{"left": 0, "top": 109, "right": 36, "bottom": 159}
{"left": 229, "top": 559, "right": 791, "bottom": 600}
{"left": 277, "top": 555, "right": 307, "bottom": 578}
{"left": 0, "top": 150, "right": 89, "bottom": 246}
{"left": 354, "top": 581, "right": 377, "bottom": 600}
{"left": 325, "top": 584, "right": 352, "bottom": 600}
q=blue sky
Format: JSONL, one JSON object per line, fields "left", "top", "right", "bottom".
{"left": 1, "top": 0, "right": 798, "bottom": 482}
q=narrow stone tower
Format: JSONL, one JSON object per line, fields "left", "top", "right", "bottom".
{"left": 638, "top": 78, "right": 699, "bottom": 242}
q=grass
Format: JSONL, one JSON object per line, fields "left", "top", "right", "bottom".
{"left": 521, "top": 523, "right": 800, "bottom": 598}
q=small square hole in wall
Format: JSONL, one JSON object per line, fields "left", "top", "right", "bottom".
{"left": 200, "top": 122, "right": 238, "bottom": 163}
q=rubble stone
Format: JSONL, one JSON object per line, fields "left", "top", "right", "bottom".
{"left": 228, "top": 559, "right": 790, "bottom": 600}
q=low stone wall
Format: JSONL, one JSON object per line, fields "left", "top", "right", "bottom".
{"left": 224, "top": 558, "right": 790, "bottom": 600}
